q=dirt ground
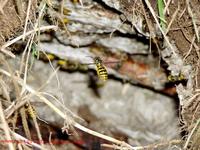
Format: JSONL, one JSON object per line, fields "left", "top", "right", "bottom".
{"left": 0, "top": 0, "right": 37, "bottom": 46}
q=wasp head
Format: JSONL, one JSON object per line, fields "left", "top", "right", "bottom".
{"left": 94, "top": 57, "right": 102, "bottom": 64}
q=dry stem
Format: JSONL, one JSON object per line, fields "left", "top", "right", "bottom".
{"left": 165, "top": 4, "right": 179, "bottom": 35}
{"left": 23, "top": 0, "right": 32, "bottom": 41}
{"left": 184, "top": 119, "right": 200, "bottom": 149}
{"left": 186, "top": 0, "right": 199, "bottom": 42}
{"left": 11, "top": 130, "right": 47, "bottom": 150}
{"left": 1, "top": 25, "right": 57, "bottom": 50}
{"left": 144, "top": 0, "right": 175, "bottom": 54}
{"left": 0, "top": 0, "right": 8, "bottom": 14}
{"left": 0, "top": 101, "right": 15, "bottom": 150}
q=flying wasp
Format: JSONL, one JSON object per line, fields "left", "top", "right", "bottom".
{"left": 85, "top": 56, "right": 108, "bottom": 83}
{"left": 85, "top": 56, "right": 119, "bottom": 83}
{"left": 93, "top": 56, "right": 108, "bottom": 82}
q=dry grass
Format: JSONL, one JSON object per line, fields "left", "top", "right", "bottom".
{"left": 1, "top": 0, "right": 200, "bottom": 149}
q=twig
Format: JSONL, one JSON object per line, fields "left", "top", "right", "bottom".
{"left": 163, "top": 0, "right": 172, "bottom": 15}
{"left": 23, "top": 0, "right": 32, "bottom": 41}
{"left": 102, "top": 139, "right": 181, "bottom": 150}
{"left": 0, "top": 101, "right": 15, "bottom": 150}
{"left": 165, "top": 4, "right": 179, "bottom": 35}
{"left": 184, "top": 118, "right": 200, "bottom": 149}
{"left": 0, "top": 0, "right": 8, "bottom": 14}
{"left": 183, "top": 34, "right": 196, "bottom": 60}
{"left": 140, "top": 0, "right": 162, "bottom": 62}
{"left": 11, "top": 131, "right": 47, "bottom": 150}
{"left": 186, "top": 0, "right": 199, "bottom": 42}
{"left": 101, "top": 143, "right": 142, "bottom": 150}
{"left": 179, "top": 7, "right": 186, "bottom": 19}
{"left": 195, "top": 62, "right": 200, "bottom": 88}
{"left": 179, "top": 24, "right": 200, "bottom": 59}
{"left": 144, "top": 0, "right": 175, "bottom": 54}
{"left": 45, "top": 0, "right": 52, "bottom": 7}
{"left": 5, "top": 94, "right": 31, "bottom": 119}
{"left": 182, "top": 92, "right": 200, "bottom": 108}
{"left": 0, "top": 48, "right": 15, "bottom": 58}
{"left": 49, "top": 132, "right": 56, "bottom": 150}
{"left": 21, "top": 34, "right": 34, "bottom": 96}
{"left": 1, "top": 25, "right": 57, "bottom": 50}
{"left": 0, "top": 79, "right": 11, "bottom": 102}
{"left": 27, "top": 101, "right": 44, "bottom": 146}
{"left": 0, "top": 25, "right": 57, "bottom": 58}
{"left": 14, "top": 0, "right": 24, "bottom": 18}
{"left": 19, "top": 106, "right": 32, "bottom": 140}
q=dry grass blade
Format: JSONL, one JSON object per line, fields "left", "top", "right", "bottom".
{"left": 0, "top": 79, "right": 11, "bottom": 102}
{"left": 11, "top": 131, "right": 47, "bottom": 150}
{"left": 163, "top": 0, "right": 172, "bottom": 15}
{"left": 0, "top": 48, "right": 15, "bottom": 58}
{"left": 45, "top": 0, "right": 52, "bottom": 7}
{"left": 0, "top": 101, "right": 15, "bottom": 150}
{"left": 1, "top": 25, "right": 57, "bottom": 50}
{"left": 49, "top": 132, "right": 56, "bottom": 150}
{"left": 165, "top": 4, "right": 179, "bottom": 35}
{"left": 23, "top": 0, "right": 32, "bottom": 41}
{"left": 0, "top": 25, "right": 56, "bottom": 58}
{"left": 186, "top": 0, "right": 199, "bottom": 42}
{"left": 21, "top": 34, "right": 34, "bottom": 96}
{"left": 0, "top": 0, "right": 8, "bottom": 14}
{"left": 20, "top": 106, "right": 32, "bottom": 140}
{"left": 102, "top": 139, "right": 181, "bottom": 150}
{"left": 184, "top": 119, "right": 200, "bottom": 149}
{"left": 144, "top": 0, "right": 175, "bottom": 53}
{"left": 183, "top": 35, "right": 196, "bottom": 60}
{"left": 5, "top": 94, "right": 32, "bottom": 119}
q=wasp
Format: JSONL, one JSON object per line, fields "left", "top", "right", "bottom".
{"left": 57, "top": 59, "right": 88, "bottom": 72}
{"left": 24, "top": 103, "right": 37, "bottom": 120}
{"left": 85, "top": 56, "right": 108, "bottom": 83}
{"left": 86, "top": 56, "right": 120, "bottom": 83}
{"left": 35, "top": 51, "right": 56, "bottom": 62}
{"left": 167, "top": 73, "right": 186, "bottom": 82}
{"left": 24, "top": 103, "right": 48, "bottom": 124}
{"left": 93, "top": 57, "right": 108, "bottom": 82}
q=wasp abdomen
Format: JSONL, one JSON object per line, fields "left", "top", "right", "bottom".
{"left": 96, "top": 63, "right": 108, "bottom": 82}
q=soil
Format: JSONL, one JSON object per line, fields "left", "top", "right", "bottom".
{"left": 166, "top": 0, "right": 200, "bottom": 87}
{"left": 165, "top": 0, "right": 200, "bottom": 130}
{"left": 0, "top": 0, "right": 36, "bottom": 46}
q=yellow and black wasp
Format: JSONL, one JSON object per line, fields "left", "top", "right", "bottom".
{"left": 93, "top": 56, "right": 108, "bottom": 82}
{"left": 24, "top": 102, "right": 48, "bottom": 124}
{"left": 85, "top": 56, "right": 119, "bottom": 83}
{"left": 24, "top": 103, "right": 37, "bottom": 120}
{"left": 57, "top": 59, "right": 88, "bottom": 72}
{"left": 167, "top": 73, "right": 186, "bottom": 82}
{"left": 85, "top": 56, "right": 108, "bottom": 83}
